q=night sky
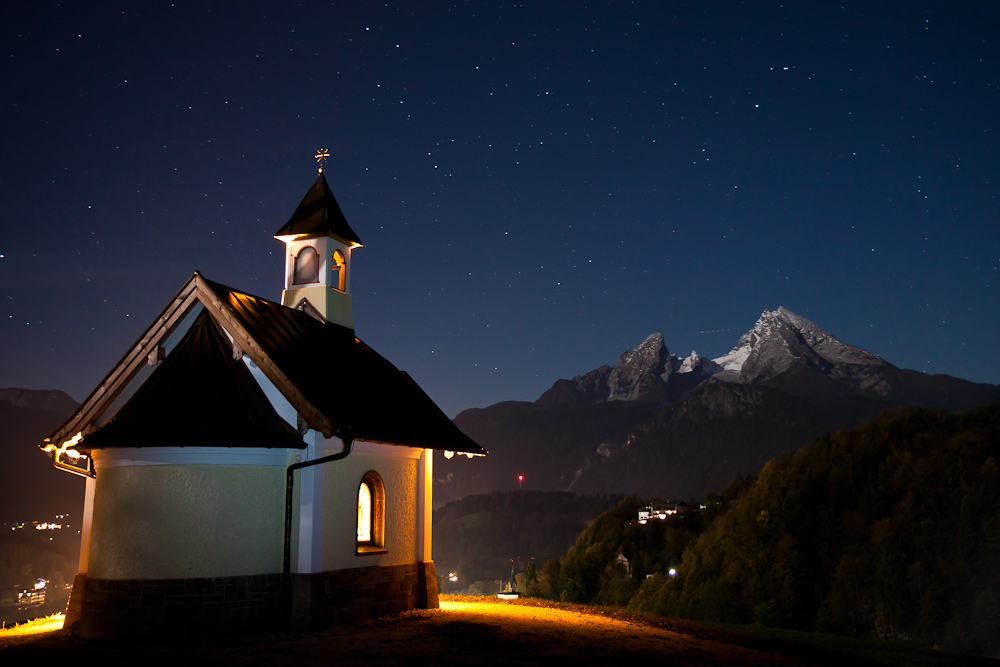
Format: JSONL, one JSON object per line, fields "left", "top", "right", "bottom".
{"left": 2, "top": 2, "right": 998, "bottom": 418}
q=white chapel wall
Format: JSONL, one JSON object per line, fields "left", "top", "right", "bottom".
{"left": 86, "top": 456, "right": 290, "bottom": 580}
{"left": 320, "top": 441, "right": 424, "bottom": 571}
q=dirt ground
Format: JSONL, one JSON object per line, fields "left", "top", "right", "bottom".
{"left": 0, "top": 597, "right": 851, "bottom": 666}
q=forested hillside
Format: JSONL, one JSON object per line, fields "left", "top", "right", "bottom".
{"left": 532, "top": 403, "right": 1000, "bottom": 657}
{"left": 531, "top": 494, "right": 707, "bottom": 606}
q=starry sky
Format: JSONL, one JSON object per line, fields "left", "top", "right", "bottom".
{"left": 2, "top": 1, "right": 998, "bottom": 418}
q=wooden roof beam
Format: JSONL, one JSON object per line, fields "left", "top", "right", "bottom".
{"left": 193, "top": 274, "right": 337, "bottom": 438}
{"left": 46, "top": 276, "right": 203, "bottom": 446}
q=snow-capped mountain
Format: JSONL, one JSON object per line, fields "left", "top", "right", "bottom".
{"left": 537, "top": 306, "right": 999, "bottom": 408}
{"left": 678, "top": 350, "right": 724, "bottom": 375}
{"left": 443, "top": 308, "right": 1000, "bottom": 506}
{"left": 710, "top": 307, "right": 893, "bottom": 398}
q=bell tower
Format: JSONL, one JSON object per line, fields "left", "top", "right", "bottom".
{"left": 274, "top": 151, "right": 362, "bottom": 328}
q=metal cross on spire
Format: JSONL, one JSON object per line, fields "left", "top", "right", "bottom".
{"left": 315, "top": 148, "right": 330, "bottom": 173}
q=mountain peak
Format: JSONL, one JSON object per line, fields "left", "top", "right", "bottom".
{"left": 677, "top": 350, "right": 723, "bottom": 375}
{"left": 538, "top": 305, "right": 991, "bottom": 409}
{"left": 538, "top": 332, "right": 686, "bottom": 405}
{"left": 0, "top": 388, "right": 78, "bottom": 416}
{"left": 711, "top": 307, "right": 888, "bottom": 393}
{"left": 607, "top": 333, "right": 671, "bottom": 401}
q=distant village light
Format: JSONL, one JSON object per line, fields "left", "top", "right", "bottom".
{"left": 35, "top": 522, "right": 63, "bottom": 530}
{"left": 637, "top": 502, "right": 692, "bottom": 524}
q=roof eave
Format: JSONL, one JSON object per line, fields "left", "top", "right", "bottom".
{"left": 44, "top": 272, "right": 340, "bottom": 450}
{"left": 44, "top": 274, "right": 205, "bottom": 449}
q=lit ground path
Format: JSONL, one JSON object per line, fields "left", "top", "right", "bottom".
{"left": 0, "top": 614, "right": 64, "bottom": 638}
{"left": 430, "top": 599, "right": 813, "bottom": 666}
{"left": 0, "top": 599, "right": 823, "bottom": 665}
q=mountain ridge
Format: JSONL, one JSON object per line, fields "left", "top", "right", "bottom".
{"left": 535, "top": 306, "right": 997, "bottom": 413}
{"left": 0, "top": 387, "right": 78, "bottom": 416}
{"left": 440, "top": 307, "right": 1000, "bottom": 505}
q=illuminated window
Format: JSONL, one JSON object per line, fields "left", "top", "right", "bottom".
{"left": 357, "top": 470, "right": 385, "bottom": 553}
{"left": 357, "top": 483, "right": 371, "bottom": 542}
{"left": 293, "top": 246, "right": 319, "bottom": 285}
{"left": 332, "top": 249, "right": 346, "bottom": 292}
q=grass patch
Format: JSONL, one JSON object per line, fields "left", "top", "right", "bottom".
{"left": 712, "top": 623, "right": 995, "bottom": 667}
{"left": 440, "top": 595, "right": 990, "bottom": 666}
{"left": 0, "top": 613, "right": 65, "bottom": 638}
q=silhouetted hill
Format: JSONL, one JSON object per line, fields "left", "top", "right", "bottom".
{"left": 440, "top": 383, "right": 884, "bottom": 505}
{"left": 0, "top": 389, "right": 83, "bottom": 524}
{"left": 432, "top": 491, "right": 617, "bottom": 593}
{"left": 439, "top": 400, "right": 662, "bottom": 502}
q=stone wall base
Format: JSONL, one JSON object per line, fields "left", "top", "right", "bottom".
{"left": 290, "top": 561, "right": 439, "bottom": 633}
{"left": 62, "top": 561, "right": 438, "bottom": 640}
{"left": 63, "top": 572, "right": 87, "bottom": 629}
{"left": 65, "top": 572, "right": 283, "bottom": 640}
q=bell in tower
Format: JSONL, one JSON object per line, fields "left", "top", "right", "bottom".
{"left": 274, "top": 150, "right": 362, "bottom": 328}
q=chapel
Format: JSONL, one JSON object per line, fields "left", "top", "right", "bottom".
{"left": 42, "top": 159, "right": 485, "bottom": 639}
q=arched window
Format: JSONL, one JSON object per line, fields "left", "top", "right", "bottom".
{"left": 357, "top": 482, "right": 372, "bottom": 542}
{"left": 332, "top": 249, "right": 346, "bottom": 292}
{"left": 357, "top": 470, "right": 385, "bottom": 553}
{"left": 293, "top": 246, "right": 319, "bottom": 285}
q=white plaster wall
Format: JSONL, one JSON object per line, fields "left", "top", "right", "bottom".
{"left": 280, "top": 285, "right": 353, "bottom": 328}
{"left": 87, "top": 464, "right": 286, "bottom": 579}
{"left": 280, "top": 236, "right": 355, "bottom": 328}
{"left": 320, "top": 443, "right": 421, "bottom": 571}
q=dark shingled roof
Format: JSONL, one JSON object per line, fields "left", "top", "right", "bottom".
{"left": 273, "top": 171, "right": 362, "bottom": 245}
{"left": 53, "top": 273, "right": 485, "bottom": 455}
{"left": 81, "top": 310, "right": 305, "bottom": 450}
{"left": 201, "top": 278, "right": 484, "bottom": 454}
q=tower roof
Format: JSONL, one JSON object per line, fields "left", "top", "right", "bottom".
{"left": 273, "top": 171, "right": 362, "bottom": 245}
